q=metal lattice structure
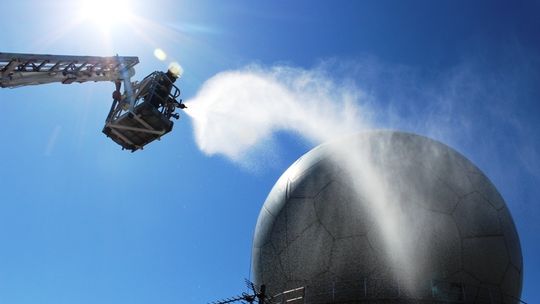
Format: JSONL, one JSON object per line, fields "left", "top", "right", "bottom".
{"left": 0, "top": 52, "right": 138, "bottom": 88}
{"left": 210, "top": 280, "right": 305, "bottom": 304}
{"left": 211, "top": 278, "right": 527, "bottom": 304}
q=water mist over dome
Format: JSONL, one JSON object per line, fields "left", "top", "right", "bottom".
{"left": 251, "top": 131, "right": 522, "bottom": 303}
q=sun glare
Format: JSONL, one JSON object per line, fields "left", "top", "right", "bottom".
{"left": 79, "top": 0, "right": 133, "bottom": 30}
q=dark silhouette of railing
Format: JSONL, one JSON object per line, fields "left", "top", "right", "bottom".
{"left": 270, "top": 278, "right": 527, "bottom": 304}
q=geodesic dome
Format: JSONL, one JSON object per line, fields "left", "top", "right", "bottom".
{"left": 251, "top": 131, "right": 522, "bottom": 303}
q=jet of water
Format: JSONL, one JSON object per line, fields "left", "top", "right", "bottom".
{"left": 184, "top": 65, "right": 370, "bottom": 163}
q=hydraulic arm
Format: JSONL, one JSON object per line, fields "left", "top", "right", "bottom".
{"left": 0, "top": 52, "right": 185, "bottom": 151}
{"left": 0, "top": 52, "right": 138, "bottom": 88}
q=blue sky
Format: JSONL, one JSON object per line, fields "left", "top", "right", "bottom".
{"left": 0, "top": 0, "right": 539, "bottom": 303}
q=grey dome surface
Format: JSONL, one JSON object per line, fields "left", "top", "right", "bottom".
{"left": 251, "top": 131, "right": 522, "bottom": 303}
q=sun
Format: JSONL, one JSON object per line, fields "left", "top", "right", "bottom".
{"left": 78, "top": 0, "right": 134, "bottom": 31}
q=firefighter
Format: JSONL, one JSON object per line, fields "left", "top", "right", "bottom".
{"left": 149, "top": 69, "right": 178, "bottom": 108}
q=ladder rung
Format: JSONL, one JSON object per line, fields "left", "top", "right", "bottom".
{"left": 1, "top": 59, "right": 19, "bottom": 73}
{"left": 36, "top": 60, "right": 48, "bottom": 71}
{"left": 75, "top": 62, "right": 88, "bottom": 72}
{"left": 49, "top": 61, "right": 63, "bottom": 72}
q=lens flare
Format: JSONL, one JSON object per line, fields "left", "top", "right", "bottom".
{"left": 154, "top": 48, "right": 167, "bottom": 61}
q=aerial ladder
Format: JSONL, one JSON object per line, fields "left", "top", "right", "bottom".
{"left": 0, "top": 52, "right": 186, "bottom": 151}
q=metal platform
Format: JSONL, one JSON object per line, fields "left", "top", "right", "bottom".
{"left": 103, "top": 101, "right": 173, "bottom": 151}
{"left": 103, "top": 71, "right": 183, "bottom": 151}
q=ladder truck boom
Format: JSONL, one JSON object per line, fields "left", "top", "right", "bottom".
{"left": 0, "top": 52, "right": 186, "bottom": 152}
{"left": 0, "top": 52, "right": 139, "bottom": 88}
